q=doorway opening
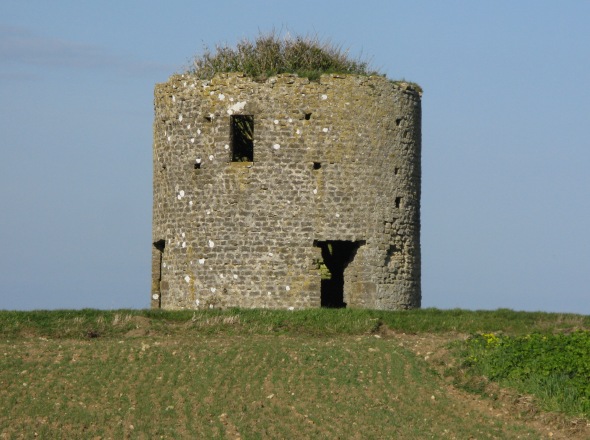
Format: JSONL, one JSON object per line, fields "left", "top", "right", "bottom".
{"left": 313, "top": 240, "right": 363, "bottom": 308}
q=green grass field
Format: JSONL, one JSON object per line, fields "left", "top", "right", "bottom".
{"left": 1, "top": 308, "right": 588, "bottom": 439}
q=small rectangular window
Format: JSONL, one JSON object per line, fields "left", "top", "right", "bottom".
{"left": 231, "top": 115, "right": 254, "bottom": 162}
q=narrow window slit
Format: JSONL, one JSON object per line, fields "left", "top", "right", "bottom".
{"left": 313, "top": 162, "right": 322, "bottom": 170}
{"left": 230, "top": 115, "right": 254, "bottom": 162}
{"left": 153, "top": 239, "right": 166, "bottom": 252}
{"left": 151, "top": 239, "right": 166, "bottom": 309}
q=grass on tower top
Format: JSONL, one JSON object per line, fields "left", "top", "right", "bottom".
{"left": 189, "top": 32, "right": 381, "bottom": 81}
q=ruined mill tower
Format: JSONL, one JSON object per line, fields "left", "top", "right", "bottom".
{"left": 151, "top": 71, "right": 421, "bottom": 310}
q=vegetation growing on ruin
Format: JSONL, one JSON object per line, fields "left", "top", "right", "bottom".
{"left": 189, "top": 32, "right": 380, "bottom": 82}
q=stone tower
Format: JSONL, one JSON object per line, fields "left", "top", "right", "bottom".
{"left": 151, "top": 72, "right": 421, "bottom": 310}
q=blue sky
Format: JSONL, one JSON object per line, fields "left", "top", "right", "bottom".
{"left": 1, "top": 1, "right": 589, "bottom": 313}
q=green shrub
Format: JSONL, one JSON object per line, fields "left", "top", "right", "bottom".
{"left": 189, "top": 32, "right": 380, "bottom": 81}
{"left": 460, "top": 331, "right": 590, "bottom": 417}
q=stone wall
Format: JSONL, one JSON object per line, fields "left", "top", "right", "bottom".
{"left": 152, "top": 72, "right": 421, "bottom": 310}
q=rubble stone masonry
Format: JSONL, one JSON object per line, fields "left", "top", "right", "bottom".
{"left": 152, "top": 72, "right": 421, "bottom": 310}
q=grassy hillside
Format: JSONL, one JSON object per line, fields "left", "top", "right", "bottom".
{"left": 2, "top": 307, "right": 588, "bottom": 339}
{"left": 1, "top": 308, "right": 588, "bottom": 439}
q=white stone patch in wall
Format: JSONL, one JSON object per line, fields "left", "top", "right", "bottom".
{"left": 182, "top": 242, "right": 186, "bottom": 248}
{"left": 296, "top": 129, "right": 301, "bottom": 135}
{"left": 152, "top": 294, "right": 159, "bottom": 300}
{"left": 211, "top": 287, "right": 216, "bottom": 293}
{"left": 162, "top": 262, "right": 166, "bottom": 268}
{"left": 313, "top": 189, "right": 317, "bottom": 194}
{"left": 179, "top": 114, "right": 183, "bottom": 122}
{"left": 190, "top": 138, "right": 195, "bottom": 143}
{"left": 218, "top": 93, "right": 225, "bottom": 100}
{"left": 209, "top": 304, "right": 214, "bottom": 309}
{"left": 179, "top": 190, "right": 185, "bottom": 197}
{"left": 233, "top": 274, "right": 238, "bottom": 279}
{"left": 206, "top": 210, "right": 210, "bottom": 215}
{"left": 227, "top": 101, "right": 246, "bottom": 115}
{"left": 184, "top": 275, "right": 190, "bottom": 283}
{"left": 196, "top": 299, "right": 200, "bottom": 306}
{"left": 288, "top": 118, "right": 293, "bottom": 123}
{"left": 335, "top": 213, "right": 340, "bottom": 218}
{"left": 196, "top": 158, "right": 202, "bottom": 164}
{"left": 189, "top": 201, "right": 193, "bottom": 207}
{"left": 288, "top": 306, "right": 295, "bottom": 311}
{"left": 177, "top": 194, "right": 182, "bottom": 200}
{"left": 209, "top": 155, "right": 214, "bottom": 161}
{"left": 219, "top": 274, "right": 224, "bottom": 279}
{"left": 210, "top": 91, "right": 214, "bottom": 95}
{"left": 322, "top": 127, "right": 329, "bottom": 133}
{"left": 268, "top": 252, "right": 273, "bottom": 256}
{"left": 187, "top": 124, "right": 191, "bottom": 129}
{"left": 167, "top": 136, "right": 171, "bottom": 143}
{"left": 209, "top": 113, "right": 215, "bottom": 120}
{"left": 273, "top": 119, "right": 279, "bottom": 125}
{"left": 172, "top": 95, "right": 176, "bottom": 103}
{"left": 224, "top": 144, "right": 230, "bottom": 150}
{"left": 197, "top": 129, "right": 201, "bottom": 135}
{"left": 272, "top": 144, "right": 281, "bottom": 150}
{"left": 285, "top": 286, "right": 291, "bottom": 291}
{"left": 321, "top": 94, "right": 328, "bottom": 100}
{"left": 208, "top": 239, "right": 215, "bottom": 248}
{"left": 198, "top": 258, "right": 205, "bottom": 265}
{"left": 267, "top": 292, "right": 271, "bottom": 296}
